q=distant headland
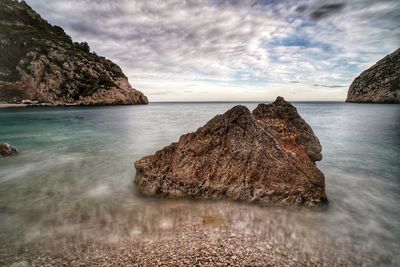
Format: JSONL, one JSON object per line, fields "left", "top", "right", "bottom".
{"left": 346, "top": 48, "right": 400, "bottom": 103}
{"left": 0, "top": 0, "right": 148, "bottom": 106}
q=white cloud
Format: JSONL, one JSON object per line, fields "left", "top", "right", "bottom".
{"left": 26, "top": 0, "right": 399, "bottom": 101}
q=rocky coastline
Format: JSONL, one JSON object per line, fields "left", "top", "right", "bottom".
{"left": 0, "top": 102, "right": 143, "bottom": 109}
{"left": 346, "top": 48, "right": 400, "bottom": 103}
{"left": 0, "top": 0, "right": 148, "bottom": 106}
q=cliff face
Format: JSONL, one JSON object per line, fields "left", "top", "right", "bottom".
{"left": 346, "top": 48, "right": 400, "bottom": 103}
{"left": 0, "top": 0, "right": 148, "bottom": 105}
{"left": 134, "top": 97, "right": 327, "bottom": 207}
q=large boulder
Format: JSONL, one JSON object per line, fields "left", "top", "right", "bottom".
{"left": 134, "top": 97, "right": 327, "bottom": 207}
{"left": 0, "top": 143, "right": 18, "bottom": 157}
{"left": 346, "top": 48, "right": 400, "bottom": 103}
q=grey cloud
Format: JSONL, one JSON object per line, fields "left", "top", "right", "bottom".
{"left": 25, "top": 0, "right": 399, "bottom": 98}
{"left": 310, "top": 3, "right": 346, "bottom": 20}
{"left": 68, "top": 21, "right": 95, "bottom": 35}
{"left": 146, "top": 91, "right": 175, "bottom": 96}
{"left": 295, "top": 5, "right": 308, "bottom": 13}
{"left": 313, "top": 84, "right": 346, "bottom": 88}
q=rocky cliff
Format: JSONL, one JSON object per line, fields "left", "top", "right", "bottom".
{"left": 134, "top": 97, "right": 327, "bottom": 207}
{"left": 0, "top": 0, "right": 148, "bottom": 105}
{"left": 346, "top": 48, "right": 400, "bottom": 103}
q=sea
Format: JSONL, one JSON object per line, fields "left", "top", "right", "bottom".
{"left": 0, "top": 102, "right": 399, "bottom": 265}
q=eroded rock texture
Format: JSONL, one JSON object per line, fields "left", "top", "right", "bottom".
{"left": 346, "top": 48, "right": 400, "bottom": 103}
{"left": 134, "top": 97, "right": 327, "bottom": 207}
{"left": 0, "top": 0, "right": 148, "bottom": 105}
{"left": 0, "top": 142, "right": 18, "bottom": 157}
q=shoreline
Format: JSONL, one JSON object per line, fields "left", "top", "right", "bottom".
{"left": 0, "top": 103, "right": 148, "bottom": 109}
{"left": 0, "top": 103, "right": 59, "bottom": 109}
{"left": 0, "top": 103, "right": 29, "bottom": 108}
{"left": 1, "top": 218, "right": 356, "bottom": 267}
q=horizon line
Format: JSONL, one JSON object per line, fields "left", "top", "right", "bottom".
{"left": 148, "top": 100, "right": 346, "bottom": 103}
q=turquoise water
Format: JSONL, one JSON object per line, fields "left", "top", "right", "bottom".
{"left": 0, "top": 102, "right": 399, "bottom": 264}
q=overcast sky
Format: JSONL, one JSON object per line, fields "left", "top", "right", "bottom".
{"left": 26, "top": 0, "right": 399, "bottom": 101}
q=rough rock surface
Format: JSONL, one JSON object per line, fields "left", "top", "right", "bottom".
{"left": 346, "top": 48, "right": 400, "bottom": 103}
{"left": 0, "top": 142, "right": 18, "bottom": 157}
{"left": 134, "top": 97, "right": 327, "bottom": 207}
{"left": 0, "top": 0, "right": 148, "bottom": 105}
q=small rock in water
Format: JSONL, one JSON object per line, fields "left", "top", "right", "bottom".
{"left": 0, "top": 142, "right": 18, "bottom": 157}
{"left": 134, "top": 97, "right": 327, "bottom": 207}
{"left": 202, "top": 215, "right": 226, "bottom": 226}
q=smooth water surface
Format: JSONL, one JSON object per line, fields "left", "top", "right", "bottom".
{"left": 0, "top": 102, "right": 399, "bottom": 264}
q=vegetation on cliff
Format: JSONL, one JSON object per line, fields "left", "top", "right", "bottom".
{"left": 346, "top": 48, "right": 400, "bottom": 103}
{"left": 0, "top": 0, "right": 148, "bottom": 105}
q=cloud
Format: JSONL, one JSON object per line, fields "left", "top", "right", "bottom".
{"left": 146, "top": 91, "right": 175, "bottom": 96}
{"left": 310, "top": 3, "right": 346, "bottom": 20}
{"left": 295, "top": 5, "right": 308, "bottom": 13}
{"left": 313, "top": 84, "right": 346, "bottom": 88}
{"left": 25, "top": 0, "right": 400, "bottom": 101}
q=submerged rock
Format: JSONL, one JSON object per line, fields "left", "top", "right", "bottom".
{"left": 134, "top": 97, "right": 327, "bottom": 207}
{"left": 346, "top": 48, "right": 400, "bottom": 103}
{"left": 0, "top": 142, "right": 18, "bottom": 157}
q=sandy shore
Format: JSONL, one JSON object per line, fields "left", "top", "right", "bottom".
{"left": 0, "top": 103, "right": 81, "bottom": 109}
{"left": 0, "top": 103, "right": 58, "bottom": 109}
{"left": 2, "top": 214, "right": 360, "bottom": 267}
{"left": 0, "top": 103, "right": 29, "bottom": 108}
{"left": 4, "top": 226, "right": 323, "bottom": 267}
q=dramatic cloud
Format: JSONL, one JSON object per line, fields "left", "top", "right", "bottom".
{"left": 309, "top": 3, "right": 346, "bottom": 20}
{"left": 26, "top": 0, "right": 400, "bottom": 101}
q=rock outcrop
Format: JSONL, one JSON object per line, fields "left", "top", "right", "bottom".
{"left": 0, "top": 0, "right": 148, "bottom": 105}
{"left": 346, "top": 48, "right": 400, "bottom": 103}
{"left": 0, "top": 142, "right": 18, "bottom": 157}
{"left": 134, "top": 97, "right": 327, "bottom": 207}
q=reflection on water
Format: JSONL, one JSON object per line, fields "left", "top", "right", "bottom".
{"left": 0, "top": 102, "right": 399, "bottom": 265}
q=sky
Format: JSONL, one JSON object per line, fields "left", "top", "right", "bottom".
{"left": 26, "top": 0, "right": 399, "bottom": 102}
